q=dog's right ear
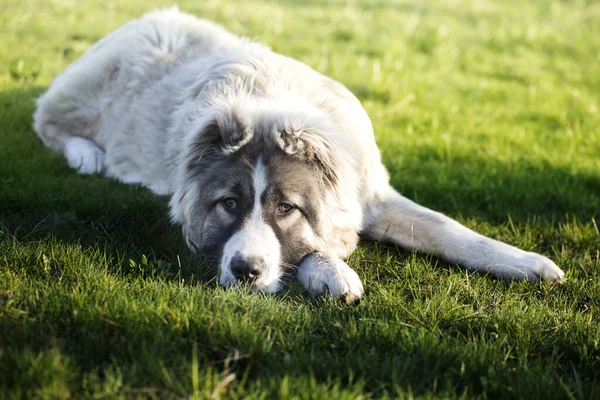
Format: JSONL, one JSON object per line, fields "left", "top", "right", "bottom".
{"left": 215, "top": 111, "right": 253, "bottom": 154}
{"left": 173, "top": 112, "right": 253, "bottom": 227}
{"left": 188, "top": 111, "right": 254, "bottom": 163}
{"left": 186, "top": 112, "right": 254, "bottom": 171}
{"left": 185, "top": 120, "right": 222, "bottom": 172}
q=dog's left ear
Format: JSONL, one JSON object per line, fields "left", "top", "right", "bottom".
{"left": 277, "top": 127, "right": 340, "bottom": 187}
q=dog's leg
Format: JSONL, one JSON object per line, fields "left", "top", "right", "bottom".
{"left": 363, "top": 188, "right": 565, "bottom": 282}
{"left": 33, "top": 37, "right": 116, "bottom": 165}
{"left": 33, "top": 18, "right": 154, "bottom": 169}
{"left": 297, "top": 252, "right": 364, "bottom": 304}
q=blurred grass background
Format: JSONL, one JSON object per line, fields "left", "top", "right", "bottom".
{"left": 1, "top": 0, "right": 599, "bottom": 398}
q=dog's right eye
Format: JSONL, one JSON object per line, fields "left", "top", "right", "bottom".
{"left": 223, "top": 198, "right": 237, "bottom": 210}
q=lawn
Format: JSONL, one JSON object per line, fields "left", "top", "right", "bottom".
{"left": 1, "top": 0, "right": 599, "bottom": 398}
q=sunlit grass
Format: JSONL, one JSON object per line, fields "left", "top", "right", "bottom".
{"left": 1, "top": 0, "right": 599, "bottom": 398}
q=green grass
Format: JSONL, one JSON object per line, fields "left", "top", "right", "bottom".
{"left": 1, "top": 0, "right": 599, "bottom": 398}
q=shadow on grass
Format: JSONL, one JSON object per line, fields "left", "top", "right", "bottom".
{"left": 1, "top": 282, "right": 596, "bottom": 398}
{"left": 382, "top": 144, "right": 599, "bottom": 225}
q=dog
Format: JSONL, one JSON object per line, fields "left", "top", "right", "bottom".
{"left": 33, "top": 8, "right": 565, "bottom": 303}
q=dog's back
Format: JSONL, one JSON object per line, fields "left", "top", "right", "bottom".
{"left": 34, "top": 8, "right": 238, "bottom": 149}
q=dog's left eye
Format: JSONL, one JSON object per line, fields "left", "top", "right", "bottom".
{"left": 277, "top": 203, "right": 294, "bottom": 214}
{"left": 223, "top": 198, "right": 237, "bottom": 210}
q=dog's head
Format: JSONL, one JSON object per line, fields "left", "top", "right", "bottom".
{"left": 169, "top": 101, "right": 362, "bottom": 292}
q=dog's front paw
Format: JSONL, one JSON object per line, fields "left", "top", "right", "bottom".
{"left": 297, "top": 253, "right": 364, "bottom": 304}
{"left": 64, "top": 137, "right": 105, "bottom": 174}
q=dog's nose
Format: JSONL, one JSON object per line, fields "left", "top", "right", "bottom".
{"left": 230, "top": 256, "right": 263, "bottom": 281}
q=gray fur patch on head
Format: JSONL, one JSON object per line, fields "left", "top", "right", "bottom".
{"left": 261, "top": 154, "right": 323, "bottom": 265}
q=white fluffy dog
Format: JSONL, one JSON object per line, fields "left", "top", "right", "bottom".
{"left": 34, "top": 8, "right": 564, "bottom": 302}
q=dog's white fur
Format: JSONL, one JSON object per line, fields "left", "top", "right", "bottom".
{"left": 34, "top": 8, "right": 564, "bottom": 300}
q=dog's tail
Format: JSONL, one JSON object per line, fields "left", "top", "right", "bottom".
{"left": 361, "top": 187, "right": 565, "bottom": 282}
